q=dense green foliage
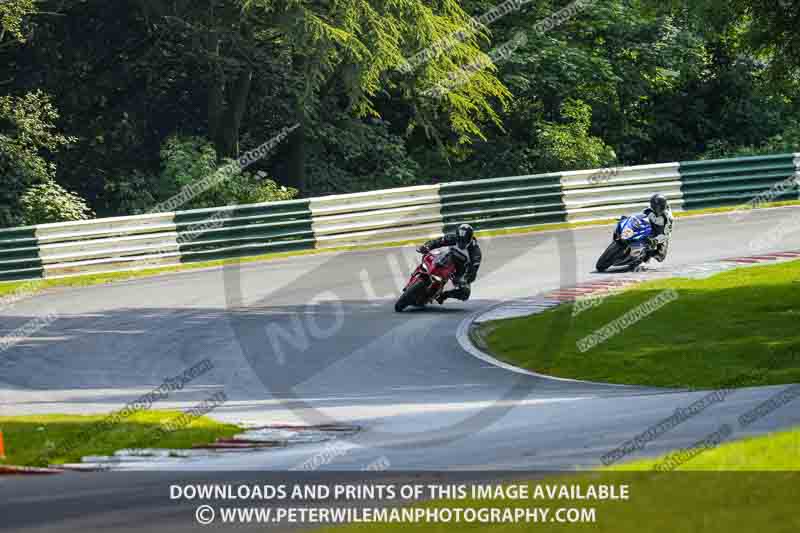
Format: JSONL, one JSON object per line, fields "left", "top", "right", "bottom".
{"left": 0, "top": 0, "right": 798, "bottom": 226}
{"left": 20, "top": 179, "right": 93, "bottom": 225}
{"left": 0, "top": 90, "right": 76, "bottom": 226}
{"left": 157, "top": 135, "right": 297, "bottom": 210}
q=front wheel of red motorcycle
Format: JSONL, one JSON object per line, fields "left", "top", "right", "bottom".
{"left": 394, "top": 279, "right": 428, "bottom": 312}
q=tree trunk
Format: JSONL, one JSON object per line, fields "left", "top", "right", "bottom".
{"left": 618, "top": 86, "right": 627, "bottom": 161}
{"left": 207, "top": 31, "right": 224, "bottom": 146}
{"left": 206, "top": 10, "right": 254, "bottom": 160}
{"left": 217, "top": 66, "right": 253, "bottom": 158}
{"left": 286, "top": 102, "right": 306, "bottom": 192}
{"left": 286, "top": 53, "right": 308, "bottom": 192}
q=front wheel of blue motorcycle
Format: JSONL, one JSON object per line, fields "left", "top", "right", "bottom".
{"left": 596, "top": 241, "right": 627, "bottom": 272}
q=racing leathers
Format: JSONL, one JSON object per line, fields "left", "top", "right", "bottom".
{"left": 642, "top": 206, "right": 674, "bottom": 262}
{"left": 418, "top": 234, "right": 482, "bottom": 302}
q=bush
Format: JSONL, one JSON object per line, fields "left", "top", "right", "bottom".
{"left": 305, "top": 115, "right": 422, "bottom": 195}
{"left": 20, "top": 180, "right": 94, "bottom": 225}
{"left": 224, "top": 170, "right": 298, "bottom": 204}
{"left": 158, "top": 135, "right": 297, "bottom": 209}
{"left": 0, "top": 90, "right": 75, "bottom": 227}
{"left": 701, "top": 124, "right": 800, "bottom": 160}
{"left": 101, "top": 170, "right": 162, "bottom": 216}
{"left": 537, "top": 99, "right": 617, "bottom": 172}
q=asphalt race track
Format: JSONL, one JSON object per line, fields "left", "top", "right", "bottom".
{"left": 1, "top": 207, "right": 800, "bottom": 531}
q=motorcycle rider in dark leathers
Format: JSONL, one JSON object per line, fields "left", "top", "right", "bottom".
{"left": 416, "top": 223, "right": 482, "bottom": 303}
{"left": 641, "top": 193, "right": 674, "bottom": 265}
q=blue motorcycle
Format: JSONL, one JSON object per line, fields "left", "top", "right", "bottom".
{"left": 596, "top": 213, "right": 654, "bottom": 272}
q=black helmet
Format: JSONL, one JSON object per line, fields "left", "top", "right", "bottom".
{"left": 456, "top": 223, "right": 474, "bottom": 249}
{"left": 650, "top": 194, "right": 668, "bottom": 216}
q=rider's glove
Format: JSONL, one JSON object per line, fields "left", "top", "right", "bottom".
{"left": 416, "top": 245, "right": 429, "bottom": 254}
{"left": 648, "top": 236, "right": 665, "bottom": 248}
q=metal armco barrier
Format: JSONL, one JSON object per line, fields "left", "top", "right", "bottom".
{"left": 1, "top": 153, "right": 798, "bottom": 282}
{"left": 560, "top": 163, "right": 683, "bottom": 223}
{"left": 439, "top": 173, "right": 565, "bottom": 232}
{"left": 309, "top": 184, "right": 443, "bottom": 248}
{"left": 172, "top": 200, "right": 314, "bottom": 261}
{"left": 679, "top": 154, "right": 799, "bottom": 210}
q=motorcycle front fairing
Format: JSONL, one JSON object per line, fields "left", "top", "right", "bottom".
{"left": 427, "top": 248, "right": 458, "bottom": 288}
{"left": 403, "top": 248, "right": 457, "bottom": 300}
{"left": 614, "top": 214, "right": 654, "bottom": 265}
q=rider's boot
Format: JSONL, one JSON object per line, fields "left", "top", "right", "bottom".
{"left": 439, "top": 283, "right": 471, "bottom": 303}
{"left": 631, "top": 256, "right": 649, "bottom": 272}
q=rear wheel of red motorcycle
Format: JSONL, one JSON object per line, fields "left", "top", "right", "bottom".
{"left": 394, "top": 279, "right": 427, "bottom": 312}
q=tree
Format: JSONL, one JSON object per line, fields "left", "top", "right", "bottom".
{"left": 0, "top": 0, "right": 35, "bottom": 43}
{"left": 413, "top": 0, "right": 705, "bottom": 177}
{"left": 2, "top": 0, "right": 799, "bottom": 223}
{"left": 132, "top": 0, "right": 510, "bottom": 191}
{"left": 670, "top": 0, "right": 800, "bottom": 76}
{"left": 0, "top": 90, "right": 75, "bottom": 227}
{"left": 303, "top": 113, "right": 422, "bottom": 194}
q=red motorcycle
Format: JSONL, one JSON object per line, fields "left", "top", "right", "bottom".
{"left": 395, "top": 248, "right": 459, "bottom": 312}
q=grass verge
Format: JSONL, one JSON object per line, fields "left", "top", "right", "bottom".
{"left": 0, "top": 411, "right": 241, "bottom": 467}
{"left": 316, "top": 428, "right": 800, "bottom": 533}
{"left": 2, "top": 200, "right": 799, "bottom": 301}
{"left": 480, "top": 259, "right": 800, "bottom": 388}
{"left": 611, "top": 426, "right": 800, "bottom": 471}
